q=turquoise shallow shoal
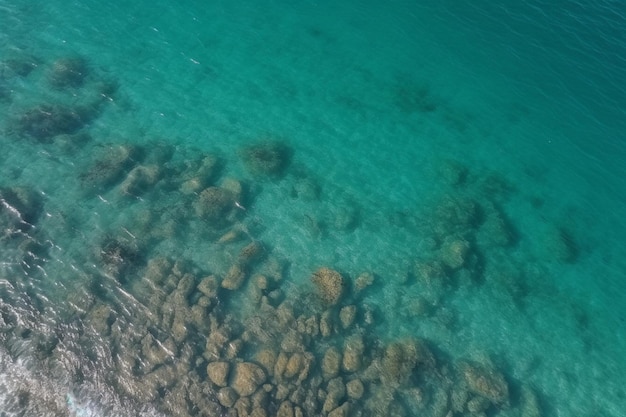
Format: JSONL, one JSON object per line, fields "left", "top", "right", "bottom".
{"left": 1, "top": 1, "right": 625, "bottom": 416}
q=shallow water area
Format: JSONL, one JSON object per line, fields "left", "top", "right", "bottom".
{"left": 1, "top": 1, "right": 626, "bottom": 417}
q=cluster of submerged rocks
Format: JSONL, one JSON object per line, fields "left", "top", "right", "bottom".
{"left": 1, "top": 52, "right": 566, "bottom": 417}
{"left": 61, "top": 175, "right": 552, "bottom": 417}
{"left": 72, "top": 239, "right": 543, "bottom": 417}
{"left": 1, "top": 53, "right": 116, "bottom": 145}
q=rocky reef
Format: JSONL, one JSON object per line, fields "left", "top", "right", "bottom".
{"left": 0, "top": 47, "right": 577, "bottom": 417}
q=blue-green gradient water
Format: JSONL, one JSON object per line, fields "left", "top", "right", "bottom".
{"left": 1, "top": 1, "right": 625, "bottom": 416}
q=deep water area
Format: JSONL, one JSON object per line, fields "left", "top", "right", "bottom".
{"left": 1, "top": 1, "right": 626, "bottom": 417}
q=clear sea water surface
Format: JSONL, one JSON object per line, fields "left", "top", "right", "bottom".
{"left": 1, "top": 1, "right": 625, "bottom": 416}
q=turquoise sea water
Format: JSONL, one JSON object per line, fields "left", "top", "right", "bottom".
{"left": 1, "top": 1, "right": 625, "bottom": 416}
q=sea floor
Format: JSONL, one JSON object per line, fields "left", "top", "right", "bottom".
{"left": 1, "top": 1, "right": 626, "bottom": 417}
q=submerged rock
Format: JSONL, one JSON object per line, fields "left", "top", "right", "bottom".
{"left": 47, "top": 56, "right": 89, "bottom": 89}
{"left": 254, "top": 349, "right": 278, "bottom": 376}
{"left": 346, "top": 379, "right": 364, "bottom": 400}
{"left": 323, "top": 377, "right": 346, "bottom": 413}
{"left": 413, "top": 259, "right": 447, "bottom": 287}
{"left": 431, "top": 196, "right": 480, "bottom": 237}
{"left": 461, "top": 361, "right": 509, "bottom": 406}
{"left": 478, "top": 205, "right": 515, "bottom": 247}
{"left": 380, "top": 339, "right": 433, "bottom": 386}
{"left": 177, "top": 154, "right": 221, "bottom": 194}
{"left": 283, "top": 352, "right": 305, "bottom": 380}
{"left": 221, "top": 263, "right": 247, "bottom": 290}
{"left": 80, "top": 144, "right": 143, "bottom": 190}
{"left": 439, "top": 238, "right": 471, "bottom": 270}
{"left": 240, "top": 140, "right": 292, "bottom": 178}
{"left": 13, "top": 104, "right": 87, "bottom": 142}
{"left": 327, "top": 402, "right": 351, "bottom": 417}
{"left": 231, "top": 362, "right": 267, "bottom": 397}
{"left": 311, "top": 267, "right": 346, "bottom": 306}
{"left": 194, "top": 186, "right": 236, "bottom": 223}
{"left": 119, "top": 164, "right": 161, "bottom": 196}
{"left": 86, "top": 302, "right": 116, "bottom": 336}
{"left": 342, "top": 335, "right": 365, "bottom": 373}
{"left": 339, "top": 305, "right": 357, "bottom": 329}
{"left": 98, "top": 236, "right": 142, "bottom": 281}
{"left": 217, "top": 387, "right": 238, "bottom": 408}
{"left": 322, "top": 346, "right": 342, "bottom": 379}
{"left": 197, "top": 275, "right": 219, "bottom": 297}
{"left": 291, "top": 177, "right": 321, "bottom": 201}
{"left": 0, "top": 55, "right": 39, "bottom": 77}
{"left": 277, "top": 401, "right": 295, "bottom": 417}
{"left": 207, "top": 361, "right": 230, "bottom": 387}
{"left": 354, "top": 272, "right": 374, "bottom": 293}
{"left": 238, "top": 241, "right": 265, "bottom": 266}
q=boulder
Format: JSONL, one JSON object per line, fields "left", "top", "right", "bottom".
{"left": 217, "top": 387, "right": 238, "bottom": 408}
{"left": 461, "top": 362, "right": 509, "bottom": 406}
{"left": 194, "top": 186, "right": 235, "bottom": 223}
{"left": 0, "top": 56, "right": 38, "bottom": 78}
{"left": 231, "top": 362, "right": 267, "bottom": 397}
{"left": 206, "top": 361, "right": 230, "bottom": 387}
{"left": 274, "top": 351, "right": 289, "bottom": 380}
{"left": 221, "top": 177, "right": 244, "bottom": 201}
{"left": 327, "top": 402, "right": 350, "bottom": 417}
{"left": 47, "top": 56, "right": 89, "bottom": 88}
{"left": 234, "top": 397, "right": 252, "bottom": 417}
{"left": 342, "top": 335, "right": 364, "bottom": 373}
{"left": 81, "top": 144, "right": 142, "bottom": 189}
{"left": 240, "top": 141, "right": 292, "bottom": 178}
{"left": 254, "top": 349, "right": 277, "bottom": 376}
{"left": 380, "top": 339, "right": 428, "bottom": 385}
{"left": 197, "top": 275, "right": 219, "bottom": 297}
{"left": 311, "top": 267, "right": 345, "bottom": 306}
{"left": 354, "top": 272, "right": 374, "bottom": 292}
{"left": 346, "top": 379, "right": 364, "bottom": 400}
{"left": 250, "top": 409, "right": 268, "bottom": 417}
{"left": 283, "top": 353, "right": 304, "bottom": 379}
{"left": 14, "top": 104, "right": 86, "bottom": 142}
{"left": 413, "top": 259, "right": 447, "bottom": 286}
{"left": 320, "top": 311, "right": 333, "bottom": 337}
{"left": 439, "top": 238, "right": 471, "bottom": 270}
{"left": 238, "top": 241, "right": 265, "bottom": 266}
{"left": 218, "top": 229, "right": 243, "bottom": 244}
{"left": 98, "top": 236, "right": 142, "bottom": 280}
{"left": 432, "top": 196, "right": 479, "bottom": 237}
{"left": 86, "top": 302, "right": 115, "bottom": 335}
{"left": 322, "top": 347, "right": 341, "bottom": 379}
{"left": 143, "top": 257, "right": 172, "bottom": 285}
{"left": 339, "top": 305, "right": 357, "bottom": 329}
{"left": 467, "top": 396, "right": 490, "bottom": 414}
{"left": 276, "top": 401, "right": 295, "bottom": 417}
{"left": 120, "top": 165, "right": 160, "bottom": 196}
{"left": 280, "top": 330, "right": 305, "bottom": 353}
{"left": 323, "top": 377, "right": 346, "bottom": 413}
{"left": 221, "top": 263, "right": 247, "bottom": 290}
